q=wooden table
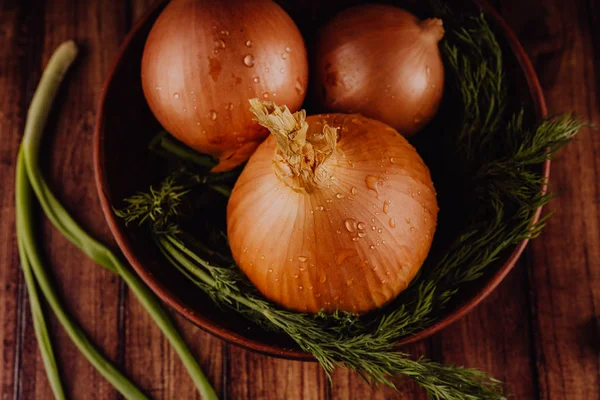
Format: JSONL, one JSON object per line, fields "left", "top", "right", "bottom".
{"left": 1, "top": 0, "right": 598, "bottom": 398}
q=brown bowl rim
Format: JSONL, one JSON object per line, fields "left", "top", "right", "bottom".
{"left": 94, "top": 0, "right": 548, "bottom": 361}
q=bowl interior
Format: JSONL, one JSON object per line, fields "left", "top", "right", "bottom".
{"left": 95, "top": 0, "right": 545, "bottom": 360}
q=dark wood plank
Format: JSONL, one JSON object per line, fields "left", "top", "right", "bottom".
{"left": 0, "top": 0, "right": 29, "bottom": 398}
{"left": 500, "top": 0, "right": 600, "bottom": 399}
{"left": 123, "top": 307, "right": 225, "bottom": 399}
{"left": 13, "top": 0, "right": 129, "bottom": 398}
{"left": 430, "top": 265, "right": 538, "bottom": 399}
{"left": 226, "top": 347, "right": 328, "bottom": 400}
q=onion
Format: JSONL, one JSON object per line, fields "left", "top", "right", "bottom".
{"left": 141, "top": 0, "right": 309, "bottom": 171}
{"left": 227, "top": 100, "right": 438, "bottom": 313}
{"left": 314, "top": 4, "right": 445, "bottom": 137}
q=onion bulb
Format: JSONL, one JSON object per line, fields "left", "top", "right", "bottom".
{"left": 227, "top": 99, "right": 438, "bottom": 313}
{"left": 314, "top": 4, "right": 445, "bottom": 137}
{"left": 141, "top": 0, "right": 309, "bottom": 172}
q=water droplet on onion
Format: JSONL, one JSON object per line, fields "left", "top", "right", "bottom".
{"left": 383, "top": 201, "right": 390, "bottom": 214}
{"left": 294, "top": 80, "right": 304, "bottom": 96}
{"left": 365, "top": 175, "right": 383, "bottom": 197}
{"left": 344, "top": 218, "right": 357, "bottom": 232}
{"left": 243, "top": 54, "right": 255, "bottom": 67}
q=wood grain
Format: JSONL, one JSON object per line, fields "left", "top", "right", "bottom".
{"left": 226, "top": 348, "right": 327, "bottom": 400}
{"left": 21, "top": 0, "right": 128, "bottom": 398}
{"left": 0, "top": 0, "right": 598, "bottom": 399}
{"left": 500, "top": 0, "right": 600, "bottom": 399}
{"left": 430, "top": 265, "right": 538, "bottom": 399}
{"left": 0, "top": 1, "right": 28, "bottom": 399}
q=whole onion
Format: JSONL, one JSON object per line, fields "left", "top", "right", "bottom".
{"left": 227, "top": 100, "right": 438, "bottom": 313}
{"left": 141, "top": 0, "right": 309, "bottom": 171}
{"left": 314, "top": 4, "right": 445, "bottom": 137}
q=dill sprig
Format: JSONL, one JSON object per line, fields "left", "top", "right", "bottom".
{"left": 155, "top": 234, "right": 505, "bottom": 400}
{"left": 115, "top": 175, "right": 189, "bottom": 228}
{"left": 113, "top": 5, "right": 586, "bottom": 400}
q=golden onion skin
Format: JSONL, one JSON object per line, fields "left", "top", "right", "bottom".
{"left": 227, "top": 114, "right": 438, "bottom": 313}
{"left": 141, "top": 0, "right": 309, "bottom": 172}
{"left": 315, "top": 4, "right": 445, "bottom": 137}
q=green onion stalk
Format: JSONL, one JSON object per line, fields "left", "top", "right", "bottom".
{"left": 15, "top": 41, "right": 217, "bottom": 400}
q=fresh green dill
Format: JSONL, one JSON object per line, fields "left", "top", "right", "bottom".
{"left": 156, "top": 234, "right": 504, "bottom": 399}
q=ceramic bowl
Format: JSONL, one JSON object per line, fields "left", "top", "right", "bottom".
{"left": 94, "top": 0, "right": 547, "bottom": 360}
